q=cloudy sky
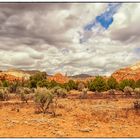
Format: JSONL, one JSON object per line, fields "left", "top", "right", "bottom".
{"left": 0, "top": 3, "right": 140, "bottom": 76}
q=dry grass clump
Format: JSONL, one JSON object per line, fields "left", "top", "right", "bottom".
{"left": 79, "top": 88, "right": 88, "bottom": 99}
{"left": 123, "top": 86, "right": 133, "bottom": 97}
{"left": 0, "top": 88, "right": 9, "bottom": 101}
{"left": 18, "top": 87, "right": 33, "bottom": 103}
{"left": 134, "top": 88, "right": 140, "bottom": 99}
{"left": 133, "top": 100, "right": 140, "bottom": 110}
{"left": 52, "top": 86, "right": 68, "bottom": 98}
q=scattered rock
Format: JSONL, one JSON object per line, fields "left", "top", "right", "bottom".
{"left": 5, "top": 124, "right": 14, "bottom": 128}
{"left": 52, "top": 131, "right": 65, "bottom": 137}
{"left": 79, "top": 128, "right": 92, "bottom": 132}
{"left": 11, "top": 120, "right": 19, "bottom": 124}
{"left": 112, "top": 130, "right": 116, "bottom": 133}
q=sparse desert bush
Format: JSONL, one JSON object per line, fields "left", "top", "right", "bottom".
{"left": 56, "top": 88, "right": 68, "bottom": 98}
{"left": 16, "top": 87, "right": 22, "bottom": 94}
{"left": 8, "top": 82, "right": 19, "bottom": 93}
{"left": 0, "top": 88, "right": 9, "bottom": 101}
{"left": 133, "top": 100, "right": 140, "bottom": 110}
{"left": 18, "top": 87, "right": 32, "bottom": 103}
{"left": 31, "top": 88, "right": 35, "bottom": 93}
{"left": 108, "top": 89, "right": 116, "bottom": 98}
{"left": 52, "top": 86, "right": 68, "bottom": 98}
{"left": 34, "top": 88, "right": 56, "bottom": 115}
{"left": 17, "top": 87, "right": 31, "bottom": 94}
{"left": 22, "top": 87, "right": 31, "bottom": 94}
{"left": 79, "top": 88, "right": 88, "bottom": 99}
{"left": 20, "top": 92, "right": 29, "bottom": 103}
{"left": 123, "top": 86, "right": 133, "bottom": 97}
{"left": 134, "top": 88, "right": 140, "bottom": 99}
{"left": 94, "top": 90, "right": 103, "bottom": 97}
{"left": 77, "top": 82, "right": 85, "bottom": 91}
{"left": 52, "top": 86, "right": 61, "bottom": 92}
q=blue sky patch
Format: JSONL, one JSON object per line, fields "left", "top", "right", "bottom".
{"left": 80, "top": 3, "right": 122, "bottom": 43}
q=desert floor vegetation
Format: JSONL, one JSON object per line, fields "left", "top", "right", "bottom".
{"left": 0, "top": 73, "right": 140, "bottom": 137}
{"left": 0, "top": 88, "right": 139, "bottom": 137}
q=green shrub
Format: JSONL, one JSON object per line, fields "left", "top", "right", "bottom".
{"left": 29, "top": 80, "right": 37, "bottom": 88}
{"left": 29, "top": 72, "right": 47, "bottom": 88}
{"left": 67, "top": 80, "right": 77, "bottom": 90}
{"left": 119, "top": 79, "right": 135, "bottom": 90}
{"left": 62, "top": 83, "right": 71, "bottom": 91}
{"left": 107, "top": 77, "right": 118, "bottom": 90}
{"left": 88, "top": 76, "right": 107, "bottom": 92}
{"left": 48, "top": 80, "right": 59, "bottom": 88}
{"left": 135, "top": 79, "right": 140, "bottom": 88}
{"left": 30, "top": 72, "right": 47, "bottom": 82}
{"left": 37, "top": 80, "right": 50, "bottom": 88}
{"left": 2, "top": 80, "right": 9, "bottom": 87}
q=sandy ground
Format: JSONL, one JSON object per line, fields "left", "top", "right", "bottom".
{"left": 0, "top": 97, "right": 139, "bottom": 137}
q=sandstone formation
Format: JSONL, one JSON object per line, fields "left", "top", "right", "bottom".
{"left": 1, "top": 61, "right": 140, "bottom": 83}
{"left": 48, "top": 73, "right": 69, "bottom": 84}
{"left": 3, "top": 68, "right": 30, "bottom": 80}
{"left": 0, "top": 68, "right": 31, "bottom": 82}
{"left": 112, "top": 62, "right": 140, "bottom": 81}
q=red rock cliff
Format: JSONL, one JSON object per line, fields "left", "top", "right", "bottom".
{"left": 112, "top": 62, "right": 140, "bottom": 81}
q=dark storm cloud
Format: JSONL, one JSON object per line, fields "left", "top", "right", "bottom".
{"left": 110, "top": 23, "right": 140, "bottom": 43}
{"left": 0, "top": 3, "right": 139, "bottom": 76}
{"left": 0, "top": 3, "right": 72, "bottom": 11}
{"left": 0, "top": 3, "right": 74, "bottom": 50}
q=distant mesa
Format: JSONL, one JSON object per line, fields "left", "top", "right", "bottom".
{"left": 7, "top": 68, "right": 23, "bottom": 72}
{"left": 0, "top": 61, "right": 140, "bottom": 83}
{"left": 70, "top": 74, "right": 92, "bottom": 79}
{"left": 0, "top": 68, "right": 41, "bottom": 82}
{"left": 2, "top": 68, "right": 30, "bottom": 80}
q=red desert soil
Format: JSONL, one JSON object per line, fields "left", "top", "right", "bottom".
{"left": 0, "top": 94, "right": 139, "bottom": 138}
